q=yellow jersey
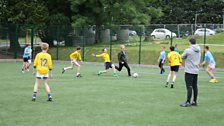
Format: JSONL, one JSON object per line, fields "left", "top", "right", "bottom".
{"left": 34, "top": 52, "right": 52, "bottom": 74}
{"left": 96, "top": 53, "right": 111, "bottom": 62}
{"left": 70, "top": 51, "right": 81, "bottom": 61}
{"left": 167, "top": 51, "right": 182, "bottom": 66}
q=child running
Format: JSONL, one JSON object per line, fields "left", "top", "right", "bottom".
{"left": 158, "top": 46, "right": 166, "bottom": 74}
{"left": 92, "top": 48, "right": 118, "bottom": 77}
{"left": 166, "top": 46, "right": 182, "bottom": 88}
{"left": 62, "top": 47, "right": 82, "bottom": 77}
{"left": 22, "top": 44, "right": 31, "bottom": 73}
{"left": 200, "top": 46, "right": 218, "bottom": 83}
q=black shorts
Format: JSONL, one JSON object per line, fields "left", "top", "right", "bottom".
{"left": 159, "top": 59, "right": 164, "bottom": 68}
{"left": 23, "top": 57, "right": 28, "bottom": 62}
{"left": 23, "top": 56, "right": 30, "bottom": 62}
{"left": 170, "top": 65, "right": 179, "bottom": 72}
{"left": 105, "top": 62, "right": 112, "bottom": 70}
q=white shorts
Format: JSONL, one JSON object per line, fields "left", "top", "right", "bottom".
{"left": 28, "top": 59, "right": 31, "bottom": 64}
{"left": 36, "top": 72, "right": 49, "bottom": 79}
{"left": 208, "top": 63, "right": 215, "bottom": 69}
{"left": 71, "top": 60, "right": 80, "bottom": 66}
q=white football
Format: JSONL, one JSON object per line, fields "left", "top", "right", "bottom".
{"left": 133, "top": 73, "right": 138, "bottom": 78}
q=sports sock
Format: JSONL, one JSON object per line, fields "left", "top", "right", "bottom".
{"left": 48, "top": 93, "right": 52, "bottom": 97}
{"left": 33, "top": 92, "right": 37, "bottom": 97}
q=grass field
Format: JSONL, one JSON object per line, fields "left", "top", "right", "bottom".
{"left": 0, "top": 62, "right": 224, "bottom": 126}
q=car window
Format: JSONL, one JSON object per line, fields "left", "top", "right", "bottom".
{"left": 161, "top": 30, "right": 165, "bottom": 33}
{"left": 155, "top": 30, "right": 160, "bottom": 32}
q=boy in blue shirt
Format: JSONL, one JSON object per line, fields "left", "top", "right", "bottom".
{"left": 158, "top": 46, "right": 166, "bottom": 74}
{"left": 22, "top": 44, "right": 31, "bottom": 73}
{"left": 200, "top": 46, "right": 217, "bottom": 83}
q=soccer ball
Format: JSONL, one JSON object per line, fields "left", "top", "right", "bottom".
{"left": 133, "top": 73, "right": 138, "bottom": 78}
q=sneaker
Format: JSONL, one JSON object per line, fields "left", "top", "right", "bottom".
{"left": 97, "top": 71, "right": 102, "bottom": 76}
{"left": 180, "top": 102, "right": 191, "bottom": 107}
{"left": 76, "top": 73, "right": 82, "bottom": 77}
{"left": 22, "top": 71, "right": 25, "bottom": 73}
{"left": 47, "top": 97, "right": 52, "bottom": 102}
{"left": 165, "top": 82, "right": 168, "bottom": 88}
{"left": 191, "top": 101, "right": 197, "bottom": 106}
{"left": 32, "top": 97, "right": 36, "bottom": 101}
{"left": 170, "top": 84, "right": 174, "bottom": 88}
{"left": 62, "top": 68, "right": 65, "bottom": 74}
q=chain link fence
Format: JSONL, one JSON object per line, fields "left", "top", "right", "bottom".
{"left": 1, "top": 23, "right": 224, "bottom": 67}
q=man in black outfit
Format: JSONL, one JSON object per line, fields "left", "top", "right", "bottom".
{"left": 180, "top": 38, "right": 201, "bottom": 107}
{"left": 115, "top": 45, "right": 131, "bottom": 76}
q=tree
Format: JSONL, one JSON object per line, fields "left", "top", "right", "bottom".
{"left": 151, "top": 0, "right": 224, "bottom": 24}
{"left": 0, "top": 0, "right": 49, "bottom": 49}
{"left": 70, "top": 0, "right": 162, "bottom": 43}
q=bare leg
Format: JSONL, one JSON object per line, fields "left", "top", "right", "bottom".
{"left": 43, "top": 79, "right": 51, "bottom": 93}
{"left": 33, "top": 79, "right": 40, "bottom": 92}
{"left": 172, "top": 72, "right": 177, "bottom": 82}
{"left": 32, "top": 78, "right": 40, "bottom": 101}
{"left": 206, "top": 67, "right": 215, "bottom": 79}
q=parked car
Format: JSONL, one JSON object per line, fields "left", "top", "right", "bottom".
{"left": 194, "top": 28, "right": 215, "bottom": 36}
{"left": 128, "top": 30, "right": 137, "bottom": 36}
{"left": 150, "top": 28, "right": 176, "bottom": 39}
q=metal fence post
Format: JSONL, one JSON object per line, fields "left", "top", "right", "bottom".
{"left": 138, "top": 35, "right": 142, "bottom": 64}
{"left": 203, "top": 24, "right": 207, "bottom": 60}
{"left": 82, "top": 27, "right": 85, "bottom": 61}
{"left": 31, "top": 26, "right": 34, "bottom": 60}
{"left": 14, "top": 24, "right": 19, "bottom": 59}
{"left": 56, "top": 26, "right": 59, "bottom": 60}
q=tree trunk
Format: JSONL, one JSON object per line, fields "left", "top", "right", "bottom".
{"left": 95, "top": 16, "right": 101, "bottom": 43}
{"left": 8, "top": 24, "right": 21, "bottom": 58}
{"left": 9, "top": 24, "right": 21, "bottom": 50}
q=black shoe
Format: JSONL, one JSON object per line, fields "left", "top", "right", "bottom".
{"left": 165, "top": 82, "right": 168, "bottom": 88}
{"left": 76, "top": 74, "right": 82, "bottom": 77}
{"left": 47, "top": 97, "right": 52, "bottom": 102}
{"left": 170, "top": 84, "right": 174, "bottom": 88}
{"left": 62, "top": 68, "right": 65, "bottom": 74}
{"left": 32, "top": 97, "right": 36, "bottom": 101}
{"left": 191, "top": 101, "right": 197, "bottom": 106}
{"left": 180, "top": 102, "right": 191, "bottom": 107}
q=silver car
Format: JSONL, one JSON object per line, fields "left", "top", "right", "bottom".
{"left": 151, "top": 28, "right": 176, "bottom": 39}
{"left": 194, "top": 28, "right": 215, "bottom": 36}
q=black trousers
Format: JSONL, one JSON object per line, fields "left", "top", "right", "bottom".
{"left": 115, "top": 62, "right": 131, "bottom": 76}
{"left": 185, "top": 73, "right": 198, "bottom": 103}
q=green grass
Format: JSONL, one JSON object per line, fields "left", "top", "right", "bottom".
{"left": 0, "top": 62, "right": 224, "bottom": 126}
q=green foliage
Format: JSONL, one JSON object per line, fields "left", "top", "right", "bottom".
{"left": 151, "top": 0, "right": 224, "bottom": 24}
{"left": 1, "top": 0, "right": 48, "bottom": 24}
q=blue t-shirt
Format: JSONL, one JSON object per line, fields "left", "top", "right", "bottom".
{"left": 160, "top": 51, "right": 166, "bottom": 60}
{"left": 204, "top": 51, "right": 216, "bottom": 65}
{"left": 23, "top": 47, "right": 31, "bottom": 58}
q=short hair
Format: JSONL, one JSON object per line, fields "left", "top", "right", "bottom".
{"left": 26, "top": 44, "right": 30, "bottom": 47}
{"left": 170, "top": 46, "right": 175, "bottom": 51}
{"left": 41, "top": 43, "right": 49, "bottom": 50}
{"left": 205, "top": 46, "right": 209, "bottom": 50}
{"left": 102, "top": 48, "right": 105, "bottom": 52}
{"left": 189, "top": 38, "right": 196, "bottom": 44}
{"left": 77, "top": 47, "right": 81, "bottom": 50}
{"left": 120, "top": 45, "right": 125, "bottom": 49}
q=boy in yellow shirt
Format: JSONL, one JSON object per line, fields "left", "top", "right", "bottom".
{"left": 166, "top": 46, "right": 182, "bottom": 88}
{"left": 32, "top": 43, "right": 53, "bottom": 101}
{"left": 92, "top": 48, "right": 118, "bottom": 77}
{"left": 62, "top": 47, "right": 82, "bottom": 77}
